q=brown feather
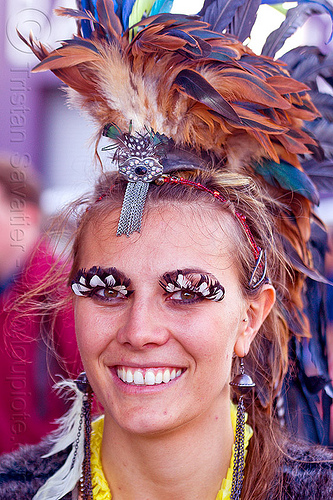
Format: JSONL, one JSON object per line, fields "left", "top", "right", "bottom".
{"left": 267, "top": 75, "right": 310, "bottom": 94}
{"left": 96, "top": 0, "right": 122, "bottom": 37}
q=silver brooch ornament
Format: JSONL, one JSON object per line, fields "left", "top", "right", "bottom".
{"left": 102, "top": 124, "right": 166, "bottom": 236}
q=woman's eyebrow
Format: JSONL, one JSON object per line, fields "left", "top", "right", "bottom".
{"left": 163, "top": 267, "right": 217, "bottom": 280}
{"left": 159, "top": 268, "right": 220, "bottom": 281}
{"left": 75, "top": 266, "right": 131, "bottom": 285}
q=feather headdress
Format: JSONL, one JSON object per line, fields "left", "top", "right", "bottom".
{"left": 21, "top": 0, "right": 324, "bottom": 326}
{"left": 24, "top": 1, "right": 319, "bottom": 170}
{"left": 22, "top": 0, "right": 333, "bottom": 442}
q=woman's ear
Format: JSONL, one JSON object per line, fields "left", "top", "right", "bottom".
{"left": 234, "top": 284, "right": 275, "bottom": 357}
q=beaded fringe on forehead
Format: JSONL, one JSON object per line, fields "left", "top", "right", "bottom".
{"left": 117, "top": 180, "right": 149, "bottom": 236}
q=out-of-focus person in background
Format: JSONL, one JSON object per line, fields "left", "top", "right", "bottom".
{"left": 0, "top": 152, "right": 81, "bottom": 454}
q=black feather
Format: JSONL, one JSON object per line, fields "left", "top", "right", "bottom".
{"left": 280, "top": 46, "right": 322, "bottom": 88}
{"left": 306, "top": 121, "right": 333, "bottom": 159}
{"left": 163, "top": 29, "right": 212, "bottom": 58}
{"left": 309, "top": 93, "right": 333, "bottom": 121}
{"left": 62, "top": 36, "right": 101, "bottom": 53}
{"left": 296, "top": 58, "right": 333, "bottom": 90}
{"left": 198, "top": 0, "right": 248, "bottom": 33}
{"left": 304, "top": 224, "right": 333, "bottom": 397}
{"left": 302, "top": 159, "right": 333, "bottom": 193}
{"left": 282, "top": 236, "right": 332, "bottom": 284}
{"left": 262, "top": 4, "right": 325, "bottom": 58}
{"left": 181, "top": 36, "right": 212, "bottom": 58}
{"left": 96, "top": 0, "right": 122, "bottom": 37}
{"left": 135, "top": 13, "right": 200, "bottom": 27}
{"left": 207, "top": 45, "right": 240, "bottom": 60}
{"left": 173, "top": 69, "right": 242, "bottom": 124}
{"left": 60, "top": 7, "right": 92, "bottom": 18}
{"left": 228, "top": 0, "right": 261, "bottom": 42}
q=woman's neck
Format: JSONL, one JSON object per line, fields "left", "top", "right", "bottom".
{"left": 101, "top": 401, "right": 234, "bottom": 500}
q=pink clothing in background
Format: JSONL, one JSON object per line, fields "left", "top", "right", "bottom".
{"left": 0, "top": 241, "right": 81, "bottom": 453}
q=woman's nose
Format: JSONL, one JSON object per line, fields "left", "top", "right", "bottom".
{"left": 116, "top": 298, "right": 170, "bottom": 349}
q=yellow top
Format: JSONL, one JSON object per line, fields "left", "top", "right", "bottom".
{"left": 89, "top": 403, "right": 253, "bottom": 500}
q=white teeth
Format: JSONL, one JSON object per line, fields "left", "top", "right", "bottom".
{"left": 117, "top": 367, "right": 183, "bottom": 386}
{"left": 145, "top": 371, "right": 155, "bottom": 385}
{"left": 126, "top": 369, "right": 133, "bottom": 383}
{"left": 155, "top": 371, "right": 163, "bottom": 384}
{"left": 133, "top": 371, "right": 144, "bottom": 385}
{"left": 162, "top": 369, "right": 171, "bottom": 383}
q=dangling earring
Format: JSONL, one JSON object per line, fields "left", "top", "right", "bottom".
{"left": 33, "top": 372, "right": 94, "bottom": 500}
{"left": 229, "top": 357, "right": 255, "bottom": 500}
{"left": 75, "top": 372, "right": 94, "bottom": 500}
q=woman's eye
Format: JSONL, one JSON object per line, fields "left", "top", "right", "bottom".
{"left": 169, "top": 289, "right": 201, "bottom": 302}
{"left": 93, "top": 288, "right": 126, "bottom": 300}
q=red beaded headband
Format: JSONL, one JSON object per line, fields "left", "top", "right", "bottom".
{"left": 161, "top": 175, "right": 261, "bottom": 258}
{"left": 92, "top": 174, "right": 267, "bottom": 289}
{"left": 160, "top": 175, "right": 267, "bottom": 289}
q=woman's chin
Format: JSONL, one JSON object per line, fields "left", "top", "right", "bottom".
{"left": 104, "top": 407, "right": 187, "bottom": 437}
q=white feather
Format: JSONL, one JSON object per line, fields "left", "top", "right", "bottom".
{"left": 89, "top": 275, "right": 105, "bottom": 287}
{"left": 33, "top": 379, "right": 85, "bottom": 500}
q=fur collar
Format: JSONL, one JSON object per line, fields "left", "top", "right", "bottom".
{"left": 1, "top": 439, "right": 332, "bottom": 499}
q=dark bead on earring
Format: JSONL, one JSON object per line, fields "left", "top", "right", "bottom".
{"left": 230, "top": 357, "right": 255, "bottom": 394}
{"left": 75, "top": 372, "right": 90, "bottom": 393}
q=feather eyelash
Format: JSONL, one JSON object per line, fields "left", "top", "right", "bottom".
{"left": 72, "top": 266, "right": 133, "bottom": 297}
{"left": 159, "top": 270, "right": 225, "bottom": 301}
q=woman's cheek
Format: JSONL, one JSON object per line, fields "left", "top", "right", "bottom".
{"left": 74, "top": 302, "right": 100, "bottom": 355}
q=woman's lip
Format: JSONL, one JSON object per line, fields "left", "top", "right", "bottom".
{"left": 111, "top": 364, "right": 186, "bottom": 375}
{"left": 114, "top": 364, "right": 185, "bottom": 371}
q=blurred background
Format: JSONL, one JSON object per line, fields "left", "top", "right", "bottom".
{"left": 1, "top": 0, "right": 97, "bottom": 215}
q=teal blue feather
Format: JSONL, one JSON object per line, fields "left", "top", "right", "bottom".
{"left": 254, "top": 160, "right": 320, "bottom": 205}
{"left": 103, "top": 123, "right": 123, "bottom": 139}
{"left": 150, "top": 0, "right": 174, "bottom": 16}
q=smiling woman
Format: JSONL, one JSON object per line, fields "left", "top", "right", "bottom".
{"left": 72, "top": 184, "right": 274, "bottom": 443}
{"left": 2, "top": 1, "right": 333, "bottom": 499}
{"left": 61, "top": 170, "right": 280, "bottom": 500}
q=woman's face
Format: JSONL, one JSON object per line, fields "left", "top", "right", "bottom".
{"left": 74, "top": 203, "right": 255, "bottom": 436}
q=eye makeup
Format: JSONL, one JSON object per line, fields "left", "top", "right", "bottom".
{"left": 159, "top": 269, "right": 225, "bottom": 302}
{"left": 71, "top": 266, "right": 133, "bottom": 298}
